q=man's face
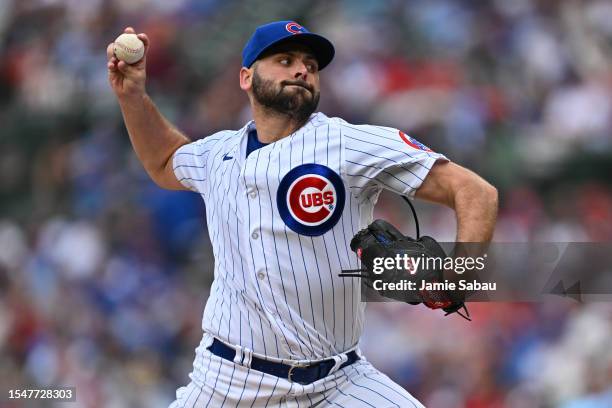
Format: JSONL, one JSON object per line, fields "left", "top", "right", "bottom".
{"left": 249, "top": 43, "right": 321, "bottom": 123}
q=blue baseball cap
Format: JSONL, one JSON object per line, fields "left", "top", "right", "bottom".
{"left": 242, "top": 21, "right": 335, "bottom": 70}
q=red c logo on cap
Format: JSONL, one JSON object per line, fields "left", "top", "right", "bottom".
{"left": 286, "top": 22, "right": 304, "bottom": 34}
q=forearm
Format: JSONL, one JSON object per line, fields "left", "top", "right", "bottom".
{"left": 118, "top": 93, "right": 189, "bottom": 181}
{"left": 453, "top": 181, "right": 498, "bottom": 243}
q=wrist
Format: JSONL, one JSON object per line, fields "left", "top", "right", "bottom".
{"left": 117, "top": 90, "right": 148, "bottom": 106}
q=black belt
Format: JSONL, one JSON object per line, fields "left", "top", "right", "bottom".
{"left": 207, "top": 338, "right": 359, "bottom": 385}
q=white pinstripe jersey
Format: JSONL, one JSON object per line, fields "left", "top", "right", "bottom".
{"left": 172, "top": 112, "right": 446, "bottom": 362}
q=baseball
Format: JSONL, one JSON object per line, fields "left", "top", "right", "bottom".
{"left": 113, "top": 33, "right": 145, "bottom": 64}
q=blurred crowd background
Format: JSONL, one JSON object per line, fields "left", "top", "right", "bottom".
{"left": 1, "top": 0, "right": 612, "bottom": 407}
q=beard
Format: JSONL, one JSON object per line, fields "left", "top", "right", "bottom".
{"left": 251, "top": 70, "right": 320, "bottom": 126}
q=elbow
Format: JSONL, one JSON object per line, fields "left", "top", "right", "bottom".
{"left": 143, "top": 164, "right": 167, "bottom": 187}
{"left": 150, "top": 172, "right": 171, "bottom": 189}
{"left": 474, "top": 178, "right": 498, "bottom": 213}
{"left": 483, "top": 181, "right": 498, "bottom": 210}
{"left": 148, "top": 166, "right": 180, "bottom": 190}
{"left": 454, "top": 176, "right": 498, "bottom": 211}
{"left": 148, "top": 155, "right": 188, "bottom": 191}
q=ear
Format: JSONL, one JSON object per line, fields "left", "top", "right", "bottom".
{"left": 239, "top": 66, "right": 253, "bottom": 91}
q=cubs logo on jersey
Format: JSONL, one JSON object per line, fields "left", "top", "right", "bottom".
{"left": 277, "top": 163, "right": 345, "bottom": 236}
{"left": 399, "top": 130, "right": 433, "bottom": 152}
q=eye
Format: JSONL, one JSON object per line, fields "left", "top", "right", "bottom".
{"left": 306, "top": 62, "right": 318, "bottom": 73}
{"left": 279, "top": 57, "right": 291, "bottom": 65}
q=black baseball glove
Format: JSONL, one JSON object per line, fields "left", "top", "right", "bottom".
{"left": 340, "top": 219, "right": 470, "bottom": 320}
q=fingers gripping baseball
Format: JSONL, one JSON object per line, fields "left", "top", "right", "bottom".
{"left": 107, "top": 27, "right": 149, "bottom": 97}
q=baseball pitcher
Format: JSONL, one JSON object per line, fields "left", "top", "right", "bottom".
{"left": 107, "top": 21, "right": 498, "bottom": 407}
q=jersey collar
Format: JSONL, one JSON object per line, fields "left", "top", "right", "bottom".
{"left": 243, "top": 112, "right": 325, "bottom": 137}
{"left": 235, "top": 112, "right": 327, "bottom": 163}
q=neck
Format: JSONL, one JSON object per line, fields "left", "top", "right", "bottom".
{"left": 251, "top": 104, "right": 311, "bottom": 143}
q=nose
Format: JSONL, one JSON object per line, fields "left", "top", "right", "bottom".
{"left": 293, "top": 61, "right": 308, "bottom": 81}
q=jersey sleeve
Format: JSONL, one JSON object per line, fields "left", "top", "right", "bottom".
{"left": 342, "top": 123, "right": 448, "bottom": 199}
{"left": 172, "top": 137, "right": 213, "bottom": 193}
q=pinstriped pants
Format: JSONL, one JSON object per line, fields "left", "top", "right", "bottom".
{"left": 168, "top": 333, "right": 424, "bottom": 408}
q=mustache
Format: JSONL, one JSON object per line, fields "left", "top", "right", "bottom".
{"left": 281, "top": 80, "right": 314, "bottom": 93}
